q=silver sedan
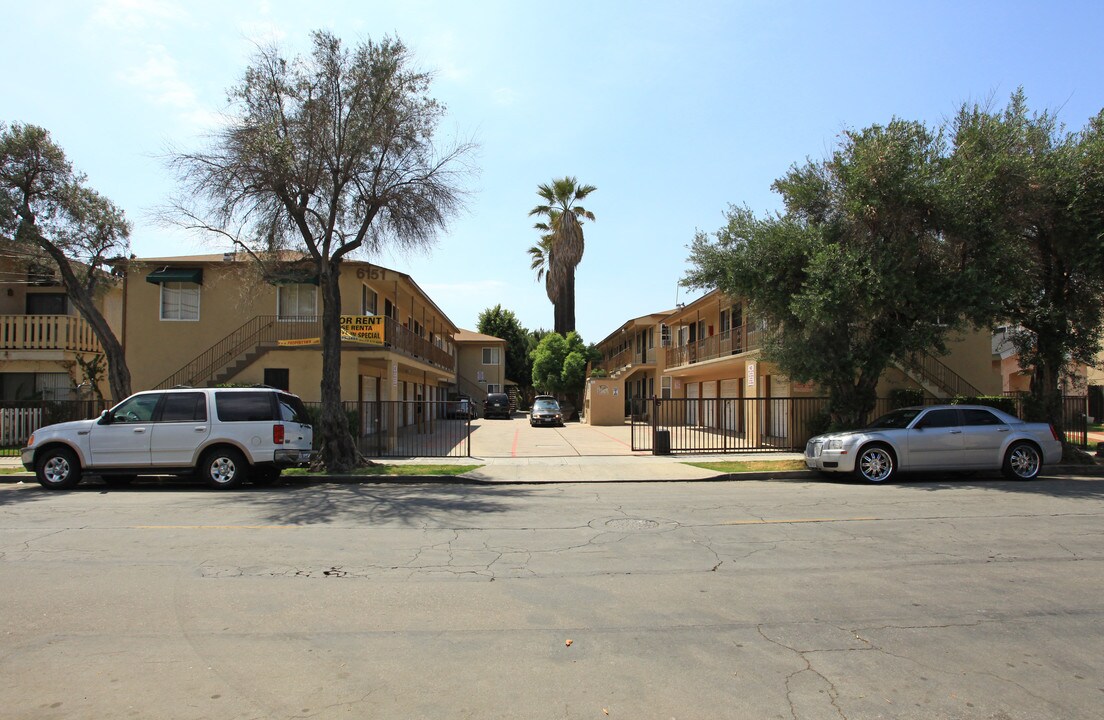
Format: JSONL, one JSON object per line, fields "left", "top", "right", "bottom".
{"left": 805, "top": 405, "right": 1063, "bottom": 482}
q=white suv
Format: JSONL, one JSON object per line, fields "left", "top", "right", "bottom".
{"left": 22, "top": 387, "right": 314, "bottom": 490}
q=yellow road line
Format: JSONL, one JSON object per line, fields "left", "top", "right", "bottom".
{"left": 721, "top": 517, "right": 879, "bottom": 525}
{"left": 132, "top": 525, "right": 298, "bottom": 530}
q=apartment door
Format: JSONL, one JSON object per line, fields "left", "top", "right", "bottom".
{"left": 702, "top": 381, "right": 717, "bottom": 428}
{"left": 686, "top": 383, "right": 699, "bottom": 425}
{"left": 720, "top": 379, "right": 740, "bottom": 432}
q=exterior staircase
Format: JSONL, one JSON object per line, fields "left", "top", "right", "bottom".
{"left": 892, "top": 351, "right": 983, "bottom": 399}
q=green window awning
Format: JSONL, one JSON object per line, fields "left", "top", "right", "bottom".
{"left": 146, "top": 268, "right": 203, "bottom": 285}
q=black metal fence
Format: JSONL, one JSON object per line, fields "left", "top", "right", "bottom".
{"left": 304, "top": 401, "right": 471, "bottom": 458}
{"left": 1, "top": 399, "right": 469, "bottom": 459}
{"left": 631, "top": 395, "right": 1091, "bottom": 454}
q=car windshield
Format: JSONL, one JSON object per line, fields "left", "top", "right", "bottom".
{"left": 533, "top": 400, "right": 559, "bottom": 411}
{"left": 866, "top": 407, "right": 923, "bottom": 429}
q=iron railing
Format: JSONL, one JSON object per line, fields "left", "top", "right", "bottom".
{"left": 665, "top": 324, "right": 765, "bottom": 369}
{"left": 630, "top": 395, "right": 1091, "bottom": 454}
{"left": 0, "top": 314, "right": 102, "bottom": 353}
{"left": 898, "top": 351, "right": 983, "bottom": 398}
{"left": 155, "top": 314, "right": 456, "bottom": 389}
{"left": 304, "top": 401, "right": 471, "bottom": 458}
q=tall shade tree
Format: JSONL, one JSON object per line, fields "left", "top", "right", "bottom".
{"left": 0, "top": 123, "right": 132, "bottom": 401}
{"left": 948, "top": 90, "right": 1104, "bottom": 436}
{"left": 528, "top": 177, "right": 595, "bottom": 334}
{"left": 686, "top": 120, "right": 995, "bottom": 428}
{"left": 170, "top": 31, "right": 473, "bottom": 471}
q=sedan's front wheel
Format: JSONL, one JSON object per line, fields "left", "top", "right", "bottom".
{"left": 1002, "top": 442, "right": 1041, "bottom": 481}
{"left": 854, "top": 443, "right": 896, "bottom": 483}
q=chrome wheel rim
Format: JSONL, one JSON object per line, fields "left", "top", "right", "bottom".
{"left": 1009, "top": 446, "right": 1040, "bottom": 479}
{"left": 859, "top": 448, "right": 893, "bottom": 482}
{"left": 209, "top": 457, "right": 237, "bottom": 484}
{"left": 43, "top": 456, "right": 71, "bottom": 484}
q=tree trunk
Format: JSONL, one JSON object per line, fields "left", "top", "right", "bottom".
{"left": 828, "top": 372, "right": 879, "bottom": 430}
{"left": 552, "top": 269, "right": 576, "bottom": 336}
{"left": 36, "top": 237, "right": 132, "bottom": 402}
{"left": 318, "top": 259, "right": 358, "bottom": 471}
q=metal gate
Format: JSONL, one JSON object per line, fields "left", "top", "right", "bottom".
{"left": 630, "top": 396, "right": 829, "bottom": 453}
{"left": 631, "top": 395, "right": 1092, "bottom": 455}
{"left": 309, "top": 401, "right": 472, "bottom": 458}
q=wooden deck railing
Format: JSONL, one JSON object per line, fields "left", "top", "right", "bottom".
{"left": 665, "top": 324, "right": 764, "bottom": 369}
{"left": 0, "top": 315, "right": 102, "bottom": 353}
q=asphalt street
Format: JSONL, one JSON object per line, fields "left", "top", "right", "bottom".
{"left": 1, "top": 473, "right": 1102, "bottom": 719}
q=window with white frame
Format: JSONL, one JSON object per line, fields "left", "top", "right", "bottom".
{"left": 362, "top": 286, "right": 377, "bottom": 315}
{"left": 661, "top": 376, "right": 672, "bottom": 399}
{"left": 487, "top": 384, "right": 500, "bottom": 394}
{"left": 277, "top": 284, "right": 317, "bottom": 319}
{"left": 160, "top": 282, "right": 200, "bottom": 321}
{"left": 482, "top": 347, "right": 500, "bottom": 365}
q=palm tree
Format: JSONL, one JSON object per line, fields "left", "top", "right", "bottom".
{"left": 528, "top": 177, "right": 596, "bottom": 334}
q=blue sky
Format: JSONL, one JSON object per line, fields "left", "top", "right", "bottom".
{"left": 3, "top": 1, "right": 1102, "bottom": 343}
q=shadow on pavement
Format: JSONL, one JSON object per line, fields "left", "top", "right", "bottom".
{"left": 0, "top": 476, "right": 538, "bottom": 526}
{"left": 810, "top": 470, "right": 1104, "bottom": 500}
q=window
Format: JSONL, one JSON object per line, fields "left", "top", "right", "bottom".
{"left": 277, "top": 284, "right": 317, "bottom": 319}
{"left": 264, "top": 368, "right": 290, "bottom": 392}
{"left": 362, "top": 286, "right": 377, "bottom": 315}
{"left": 111, "top": 393, "right": 163, "bottom": 423}
{"left": 963, "top": 408, "right": 1006, "bottom": 426}
{"left": 0, "top": 372, "right": 74, "bottom": 401}
{"left": 26, "top": 293, "right": 68, "bottom": 315}
{"left": 719, "top": 309, "right": 729, "bottom": 334}
{"left": 487, "top": 384, "right": 500, "bottom": 394}
{"left": 661, "top": 376, "right": 672, "bottom": 400}
{"left": 215, "top": 392, "right": 277, "bottom": 422}
{"left": 159, "top": 392, "right": 207, "bottom": 422}
{"left": 482, "top": 347, "right": 500, "bottom": 365}
{"left": 917, "top": 409, "right": 961, "bottom": 429}
{"left": 160, "top": 282, "right": 200, "bottom": 321}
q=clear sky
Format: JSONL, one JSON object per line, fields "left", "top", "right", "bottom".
{"left": 3, "top": 1, "right": 1102, "bottom": 344}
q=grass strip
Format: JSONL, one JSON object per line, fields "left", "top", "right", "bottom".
{"left": 284, "top": 464, "right": 482, "bottom": 477}
{"left": 684, "top": 460, "right": 808, "bottom": 473}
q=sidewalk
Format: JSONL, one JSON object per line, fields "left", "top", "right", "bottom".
{"left": 5, "top": 451, "right": 1103, "bottom": 485}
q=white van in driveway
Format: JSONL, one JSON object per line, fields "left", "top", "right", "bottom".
{"left": 22, "top": 387, "right": 314, "bottom": 490}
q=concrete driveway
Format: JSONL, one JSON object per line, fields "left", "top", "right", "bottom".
{"left": 470, "top": 414, "right": 642, "bottom": 457}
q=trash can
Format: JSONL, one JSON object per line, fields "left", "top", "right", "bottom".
{"left": 654, "top": 430, "right": 670, "bottom": 456}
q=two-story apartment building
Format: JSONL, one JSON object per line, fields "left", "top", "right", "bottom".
{"left": 121, "top": 253, "right": 461, "bottom": 417}
{"left": 587, "top": 289, "right": 1003, "bottom": 446}
{"left": 452, "top": 329, "right": 508, "bottom": 409}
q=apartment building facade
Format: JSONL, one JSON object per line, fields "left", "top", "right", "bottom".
{"left": 587, "top": 289, "right": 1003, "bottom": 444}
{"left": 452, "top": 329, "right": 508, "bottom": 407}
{"left": 0, "top": 245, "right": 121, "bottom": 402}
{"left": 121, "top": 253, "right": 461, "bottom": 412}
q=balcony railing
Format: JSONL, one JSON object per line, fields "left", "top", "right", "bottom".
{"left": 0, "top": 314, "right": 102, "bottom": 353}
{"left": 156, "top": 314, "right": 455, "bottom": 389}
{"left": 595, "top": 345, "right": 658, "bottom": 375}
{"left": 665, "top": 324, "right": 764, "bottom": 369}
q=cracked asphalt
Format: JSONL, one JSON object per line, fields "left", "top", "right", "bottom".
{"left": 1, "top": 474, "right": 1102, "bottom": 719}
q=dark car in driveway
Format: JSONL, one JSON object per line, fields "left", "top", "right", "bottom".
{"left": 530, "top": 397, "right": 564, "bottom": 427}
{"left": 483, "top": 393, "right": 512, "bottom": 419}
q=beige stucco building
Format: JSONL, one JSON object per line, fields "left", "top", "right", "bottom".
{"left": 0, "top": 244, "right": 122, "bottom": 402}
{"left": 452, "top": 329, "right": 507, "bottom": 407}
{"left": 119, "top": 253, "right": 460, "bottom": 410}
{"left": 586, "top": 289, "right": 1003, "bottom": 437}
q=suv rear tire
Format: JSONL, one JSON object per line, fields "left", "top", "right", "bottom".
{"left": 200, "top": 447, "right": 249, "bottom": 490}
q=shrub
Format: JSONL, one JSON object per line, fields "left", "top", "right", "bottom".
{"left": 950, "top": 395, "right": 1017, "bottom": 416}
{"left": 889, "top": 388, "right": 924, "bottom": 408}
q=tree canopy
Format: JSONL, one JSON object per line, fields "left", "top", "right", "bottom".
{"left": 947, "top": 90, "right": 1104, "bottom": 428}
{"left": 0, "top": 123, "right": 132, "bottom": 401}
{"left": 171, "top": 30, "right": 473, "bottom": 470}
{"left": 685, "top": 119, "right": 994, "bottom": 427}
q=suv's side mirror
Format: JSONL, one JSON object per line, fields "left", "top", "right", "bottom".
{"left": 98, "top": 410, "right": 114, "bottom": 425}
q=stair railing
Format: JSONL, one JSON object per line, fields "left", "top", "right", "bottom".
{"left": 900, "top": 351, "right": 983, "bottom": 398}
